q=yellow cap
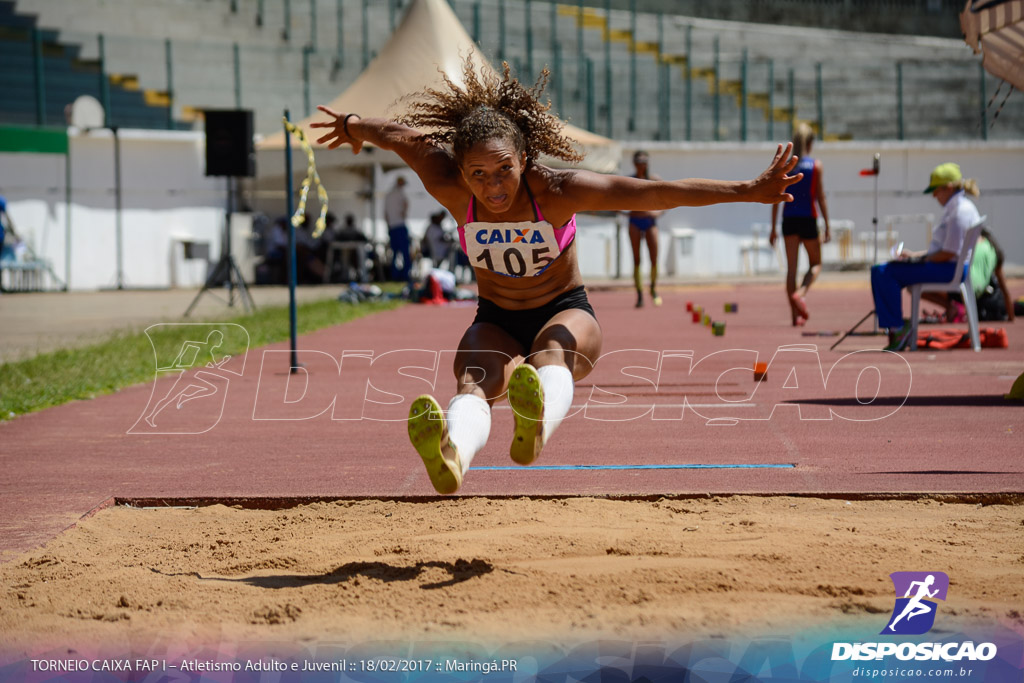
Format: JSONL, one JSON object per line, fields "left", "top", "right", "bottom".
{"left": 923, "top": 162, "right": 962, "bottom": 194}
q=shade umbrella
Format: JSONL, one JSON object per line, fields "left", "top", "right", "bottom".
{"left": 960, "top": 0, "right": 1024, "bottom": 91}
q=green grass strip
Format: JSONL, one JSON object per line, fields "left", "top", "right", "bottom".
{"left": 0, "top": 297, "right": 405, "bottom": 421}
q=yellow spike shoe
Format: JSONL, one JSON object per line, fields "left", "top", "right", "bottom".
{"left": 408, "top": 395, "right": 463, "bottom": 494}
{"left": 508, "top": 364, "right": 545, "bottom": 465}
{"left": 1005, "top": 370, "right": 1024, "bottom": 400}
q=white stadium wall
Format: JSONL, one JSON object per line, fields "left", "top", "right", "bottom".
{"left": 616, "top": 140, "right": 1024, "bottom": 277}
{"left": 1, "top": 129, "right": 229, "bottom": 291}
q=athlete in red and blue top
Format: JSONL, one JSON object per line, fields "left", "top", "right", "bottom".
{"left": 769, "top": 122, "right": 831, "bottom": 326}
{"left": 313, "top": 58, "right": 802, "bottom": 494}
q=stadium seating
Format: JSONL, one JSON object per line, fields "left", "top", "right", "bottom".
{"left": 0, "top": 1, "right": 183, "bottom": 128}
{"left": 2, "top": 0, "right": 1021, "bottom": 141}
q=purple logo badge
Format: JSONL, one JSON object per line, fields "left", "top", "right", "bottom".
{"left": 882, "top": 571, "right": 949, "bottom": 635}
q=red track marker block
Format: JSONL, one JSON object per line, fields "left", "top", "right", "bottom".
{"left": 754, "top": 362, "right": 768, "bottom": 382}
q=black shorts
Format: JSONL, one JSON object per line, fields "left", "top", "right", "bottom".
{"left": 781, "top": 216, "right": 820, "bottom": 241}
{"left": 472, "top": 285, "right": 597, "bottom": 354}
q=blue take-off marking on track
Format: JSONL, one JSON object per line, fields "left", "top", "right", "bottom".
{"left": 470, "top": 464, "right": 796, "bottom": 471}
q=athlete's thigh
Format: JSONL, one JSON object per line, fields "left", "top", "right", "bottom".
{"left": 783, "top": 234, "right": 801, "bottom": 270}
{"left": 802, "top": 236, "right": 822, "bottom": 266}
{"left": 454, "top": 322, "right": 524, "bottom": 401}
{"left": 529, "top": 309, "right": 603, "bottom": 382}
{"left": 644, "top": 225, "right": 660, "bottom": 259}
{"left": 628, "top": 224, "right": 644, "bottom": 262}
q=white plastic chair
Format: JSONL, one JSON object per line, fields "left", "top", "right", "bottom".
{"left": 908, "top": 216, "right": 985, "bottom": 352}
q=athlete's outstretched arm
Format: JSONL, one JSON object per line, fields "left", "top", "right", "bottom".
{"left": 562, "top": 143, "right": 802, "bottom": 213}
{"left": 311, "top": 106, "right": 462, "bottom": 204}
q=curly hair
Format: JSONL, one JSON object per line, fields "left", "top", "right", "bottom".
{"left": 397, "top": 58, "right": 584, "bottom": 166}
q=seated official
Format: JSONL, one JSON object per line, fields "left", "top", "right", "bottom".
{"left": 870, "top": 163, "right": 980, "bottom": 350}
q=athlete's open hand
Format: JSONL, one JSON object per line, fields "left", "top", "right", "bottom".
{"left": 748, "top": 142, "right": 802, "bottom": 204}
{"left": 310, "top": 105, "right": 363, "bottom": 153}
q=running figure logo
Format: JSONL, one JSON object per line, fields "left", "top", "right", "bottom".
{"left": 882, "top": 571, "right": 949, "bottom": 635}
{"left": 128, "top": 323, "right": 249, "bottom": 435}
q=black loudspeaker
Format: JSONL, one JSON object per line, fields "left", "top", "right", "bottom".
{"left": 204, "top": 109, "right": 255, "bottom": 177}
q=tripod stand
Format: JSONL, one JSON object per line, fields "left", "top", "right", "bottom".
{"left": 833, "top": 153, "right": 887, "bottom": 349}
{"left": 184, "top": 176, "right": 255, "bottom": 317}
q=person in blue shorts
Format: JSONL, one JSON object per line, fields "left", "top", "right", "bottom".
{"left": 628, "top": 151, "right": 663, "bottom": 307}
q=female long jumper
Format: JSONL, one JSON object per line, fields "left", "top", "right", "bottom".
{"left": 313, "top": 61, "right": 802, "bottom": 494}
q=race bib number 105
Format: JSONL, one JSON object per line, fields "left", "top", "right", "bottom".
{"left": 463, "top": 221, "right": 561, "bottom": 278}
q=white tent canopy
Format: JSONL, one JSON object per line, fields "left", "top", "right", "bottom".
{"left": 258, "top": 0, "right": 620, "bottom": 173}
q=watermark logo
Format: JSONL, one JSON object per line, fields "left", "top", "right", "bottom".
{"left": 128, "top": 323, "right": 249, "bottom": 435}
{"left": 882, "top": 571, "right": 949, "bottom": 635}
{"left": 127, "top": 344, "right": 912, "bottom": 431}
{"left": 832, "top": 571, "right": 999, "bottom": 665}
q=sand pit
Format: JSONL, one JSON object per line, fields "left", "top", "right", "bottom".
{"left": 1, "top": 495, "right": 1022, "bottom": 659}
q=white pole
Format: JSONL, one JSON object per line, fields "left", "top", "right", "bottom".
{"left": 871, "top": 153, "right": 879, "bottom": 267}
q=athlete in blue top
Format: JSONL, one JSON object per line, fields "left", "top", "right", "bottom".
{"left": 769, "top": 123, "right": 831, "bottom": 326}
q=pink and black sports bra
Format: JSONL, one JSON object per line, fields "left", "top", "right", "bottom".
{"left": 458, "top": 182, "right": 577, "bottom": 278}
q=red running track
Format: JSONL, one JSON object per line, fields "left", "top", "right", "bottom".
{"left": 1, "top": 284, "right": 1021, "bottom": 556}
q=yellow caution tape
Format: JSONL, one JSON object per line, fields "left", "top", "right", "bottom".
{"left": 283, "top": 118, "right": 329, "bottom": 238}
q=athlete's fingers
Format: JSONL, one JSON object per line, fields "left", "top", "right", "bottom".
{"left": 783, "top": 151, "right": 800, "bottom": 173}
{"left": 762, "top": 150, "right": 786, "bottom": 182}
{"left": 775, "top": 142, "right": 794, "bottom": 166}
{"left": 784, "top": 171, "right": 804, "bottom": 187}
{"left": 314, "top": 129, "right": 337, "bottom": 143}
{"left": 317, "top": 104, "right": 341, "bottom": 119}
{"left": 769, "top": 147, "right": 796, "bottom": 177}
{"left": 315, "top": 131, "right": 341, "bottom": 147}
